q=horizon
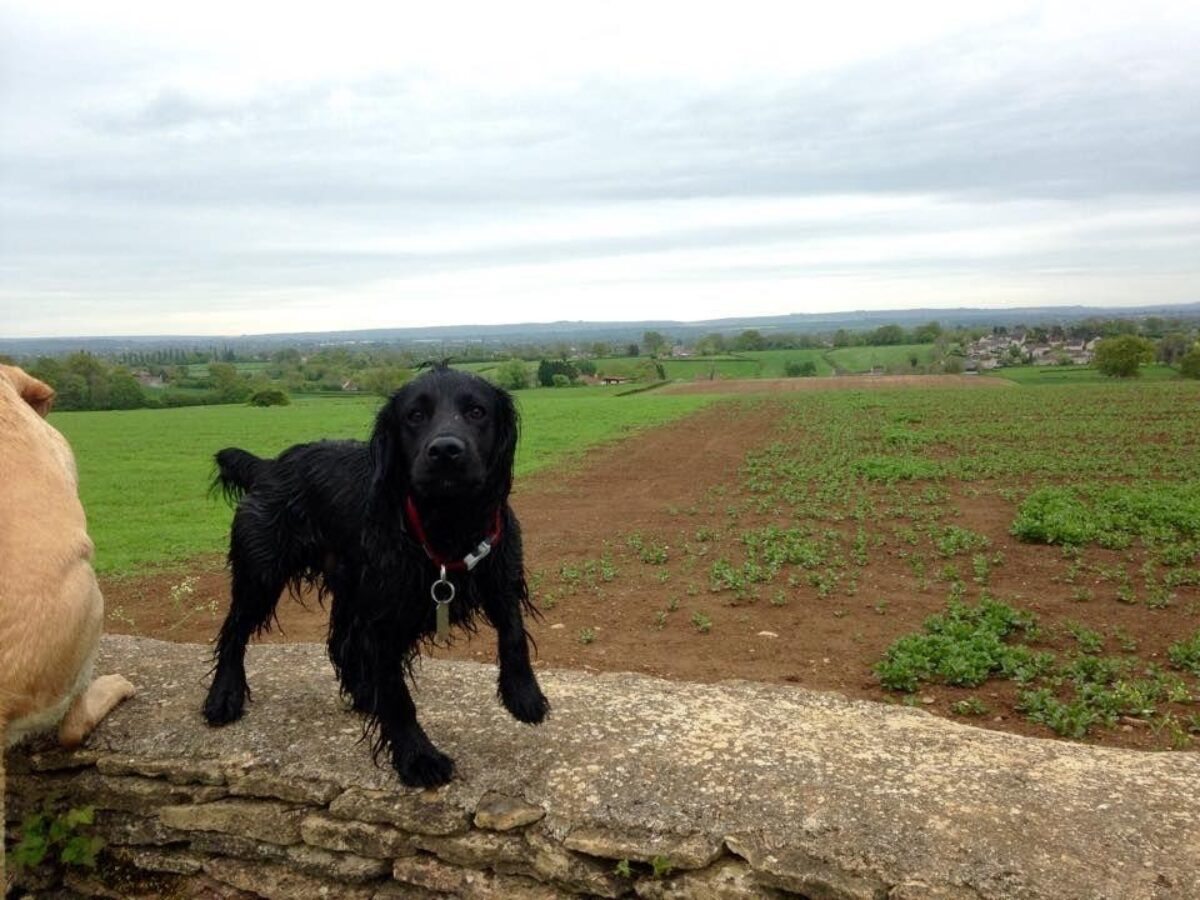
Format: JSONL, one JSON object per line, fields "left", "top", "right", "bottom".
{"left": 3, "top": 1, "right": 1199, "bottom": 338}
{"left": 4, "top": 299, "right": 1198, "bottom": 346}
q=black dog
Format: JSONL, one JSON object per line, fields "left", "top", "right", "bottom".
{"left": 202, "top": 366, "right": 549, "bottom": 787}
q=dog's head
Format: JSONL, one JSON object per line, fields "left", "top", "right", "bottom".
{"left": 369, "top": 365, "right": 518, "bottom": 510}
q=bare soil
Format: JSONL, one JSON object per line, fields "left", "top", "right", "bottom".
{"left": 662, "top": 373, "right": 1012, "bottom": 394}
{"left": 101, "top": 392, "right": 1199, "bottom": 752}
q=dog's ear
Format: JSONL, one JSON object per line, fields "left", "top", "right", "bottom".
{"left": 488, "top": 384, "right": 519, "bottom": 500}
{"left": 363, "top": 394, "right": 408, "bottom": 567}
{"left": 1, "top": 365, "right": 55, "bottom": 417}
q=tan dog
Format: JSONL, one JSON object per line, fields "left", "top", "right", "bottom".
{"left": 0, "top": 364, "right": 135, "bottom": 885}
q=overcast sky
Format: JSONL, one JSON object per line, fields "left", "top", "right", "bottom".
{"left": 1, "top": 1, "right": 1198, "bottom": 337}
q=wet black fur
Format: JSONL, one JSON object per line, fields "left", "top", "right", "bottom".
{"left": 201, "top": 366, "right": 549, "bottom": 787}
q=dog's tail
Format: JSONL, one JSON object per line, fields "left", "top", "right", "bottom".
{"left": 211, "top": 447, "right": 268, "bottom": 504}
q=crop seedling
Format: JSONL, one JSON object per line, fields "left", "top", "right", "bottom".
{"left": 874, "top": 598, "right": 1041, "bottom": 692}
{"left": 951, "top": 697, "right": 989, "bottom": 716}
{"left": 578, "top": 627, "right": 596, "bottom": 645}
{"left": 691, "top": 612, "right": 712, "bottom": 633}
{"left": 1064, "top": 622, "right": 1104, "bottom": 655}
{"left": 1168, "top": 631, "right": 1200, "bottom": 676}
{"left": 1152, "top": 713, "right": 1192, "bottom": 750}
{"left": 1145, "top": 588, "right": 1173, "bottom": 609}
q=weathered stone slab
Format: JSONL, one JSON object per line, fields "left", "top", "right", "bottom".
{"left": 371, "top": 884, "right": 447, "bottom": 899}
{"left": 301, "top": 813, "right": 416, "bottom": 859}
{"left": 391, "top": 854, "right": 564, "bottom": 899}
{"left": 635, "top": 859, "right": 788, "bottom": 899}
{"left": 92, "top": 772, "right": 228, "bottom": 813}
{"left": 19, "top": 747, "right": 102, "bottom": 773}
{"left": 204, "top": 856, "right": 377, "bottom": 900}
{"left": 188, "top": 829, "right": 290, "bottom": 862}
{"left": 159, "top": 799, "right": 306, "bottom": 845}
{"left": 889, "top": 882, "right": 983, "bottom": 900}
{"left": 10, "top": 770, "right": 227, "bottom": 816}
{"left": 286, "top": 844, "right": 393, "bottom": 881}
{"left": 564, "top": 825, "right": 723, "bottom": 870}
{"left": 110, "top": 845, "right": 205, "bottom": 875}
{"left": 229, "top": 769, "right": 341, "bottom": 805}
{"left": 329, "top": 786, "right": 469, "bottom": 836}
{"left": 727, "top": 834, "right": 889, "bottom": 900}
{"left": 95, "top": 809, "right": 188, "bottom": 847}
{"left": 473, "top": 791, "right": 546, "bottom": 831}
{"left": 62, "top": 867, "right": 179, "bottom": 899}
{"left": 413, "top": 829, "right": 531, "bottom": 870}
{"left": 524, "top": 828, "right": 630, "bottom": 898}
{"left": 97, "top": 754, "right": 226, "bottom": 786}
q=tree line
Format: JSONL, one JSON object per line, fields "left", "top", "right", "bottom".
{"left": 4, "top": 314, "right": 1197, "bottom": 411}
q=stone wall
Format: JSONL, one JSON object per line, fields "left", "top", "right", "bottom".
{"left": 5, "top": 635, "right": 1200, "bottom": 899}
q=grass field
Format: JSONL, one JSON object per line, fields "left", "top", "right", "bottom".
{"left": 593, "top": 349, "right": 836, "bottom": 381}
{"left": 987, "top": 363, "right": 1180, "bottom": 384}
{"left": 184, "top": 361, "right": 273, "bottom": 376}
{"left": 380, "top": 345, "right": 934, "bottom": 388}
{"left": 52, "top": 389, "right": 715, "bottom": 574}
{"left": 823, "top": 343, "right": 937, "bottom": 373}
{"left": 733, "top": 349, "right": 834, "bottom": 378}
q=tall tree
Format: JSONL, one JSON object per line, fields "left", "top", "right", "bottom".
{"left": 1094, "top": 336, "right": 1155, "bottom": 378}
{"left": 642, "top": 331, "right": 668, "bottom": 357}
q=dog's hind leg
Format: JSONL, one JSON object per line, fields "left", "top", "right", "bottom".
{"left": 58, "top": 674, "right": 136, "bottom": 747}
{"left": 203, "top": 560, "right": 287, "bottom": 726}
{"left": 326, "top": 590, "right": 377, "bottom": 714}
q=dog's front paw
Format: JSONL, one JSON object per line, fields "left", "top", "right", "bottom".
{"left": 393, "top": 743, "right": 455, "bottom": 788}
{"left": 501, "top": 680, "right": 550, "bottom": 725}
{"left": 202, "top": 682, "right": 246, "bottom": 725}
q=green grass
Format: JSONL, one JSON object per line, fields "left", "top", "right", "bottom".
{"left": 824, "top": 343, "right": 936, "bottom": 373}
{"left": 739, "top": 349, "right": 834, "bottom": 378}
{"left": 591, "top": 355, "right": 761, "bottom": 381}
{"left": 592, "top": 349, "right": 839, "bottom": 381}
{"left": 479, "top": 345, "right": 933, "bottom": 387}
{"left": 988, "top": 364, "right": 1180, "bottom": 385}
{"left": 52, "top": 390, "right": 714, "bottom": 574}
{"left": 184, "top": 361, "right": 272, "bottom": 376}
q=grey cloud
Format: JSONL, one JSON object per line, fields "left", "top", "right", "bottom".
{"left": 2, "top": 12, "right": 1199, "bottom": 335}
{"left": 29, "top": 38, "right": 1197, "bottom": 221}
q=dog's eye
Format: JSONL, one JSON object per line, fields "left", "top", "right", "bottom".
{"left": 466, "top": 405, "right": 487, "bottom": 420}
{"left": 406, "top": 409, "right": 426, "bottom": 424}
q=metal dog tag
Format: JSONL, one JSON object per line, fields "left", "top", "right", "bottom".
{"left": 431, "top": 565, "right": 455, "bottom": 642}
{"left": 435, "top": 600, "right": 450, "bottom": 641}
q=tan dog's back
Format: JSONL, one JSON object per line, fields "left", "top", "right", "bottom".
{"left": 0, "top": 364, "right": 102, "bottom": 731}
{"left": 0, "top": 364, "right": 135, "bottom": 887}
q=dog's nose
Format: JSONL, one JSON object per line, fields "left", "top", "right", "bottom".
{"left": 427, "top": 436, "right": 466, "bottom": 465}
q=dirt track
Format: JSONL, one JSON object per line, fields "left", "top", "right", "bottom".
{"left": 662, "top": 373, "right": 1012, "bottom": 394}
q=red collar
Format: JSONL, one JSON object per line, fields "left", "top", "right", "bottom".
{"left": 404, "top": 495, "right": 503, "bottom": 572}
